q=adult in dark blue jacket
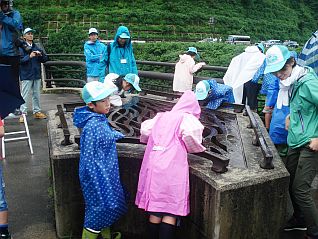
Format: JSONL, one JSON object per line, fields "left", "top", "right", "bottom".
{"left": 102, "top": 26, "right": 138, "bottom": 77}
{"left": 19, "top": 28, "right": 48, "bottom": 122}
{"left": 0, "top": 0, "right": 23, "bottom": 86}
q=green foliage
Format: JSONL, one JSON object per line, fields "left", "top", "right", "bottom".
{"left": 45, "top": 25, "right": 86, "bottom": 53}
{"left": 15, "top": 0, "right": 317, "bottom": 46}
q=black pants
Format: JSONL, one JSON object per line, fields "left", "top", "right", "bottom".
{"left": 242, "top": 81, "right": 260, "bottom": 110}
{"left": 0, "top": 56, "right": 20, "bottom": 93}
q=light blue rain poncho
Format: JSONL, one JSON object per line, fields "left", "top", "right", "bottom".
{"left": 84, "top": 39, "right": 107, "bottom": 79}
{"left": 104, "top": 26, "right": 138, "bottom": 76}
{"left": 73, "top": 106, "right": 127, "bottom": 231}
{"left": 205, "top": 79, "right": 235, "bottom": 110}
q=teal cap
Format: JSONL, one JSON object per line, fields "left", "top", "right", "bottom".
{"left": 195, "top": 80, "right": 210, "bottom": 100}
{"left": 187, "top": 47, "right": 200, "bottom": 59}
{"left": 124, "top": 73, "right": 141, "bottom": 92}
{"left": 82, "top": 81, "right": 117, "bottom": 103}
{"left": 264, "top": 45, "right": 291, "bottom": 74}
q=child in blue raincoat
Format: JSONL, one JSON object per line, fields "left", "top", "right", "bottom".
{"left": 73, "top": 81, "right": 127, "bottom": 239}
{"left": 194, "top": 79, "right": 235, "bottom": 109}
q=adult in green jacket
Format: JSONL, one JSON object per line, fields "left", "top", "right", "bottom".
{"left": 264, "top": 45, "right": 318, "bottom": 239}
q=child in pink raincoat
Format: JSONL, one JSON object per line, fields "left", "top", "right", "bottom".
{"left": 135, "top": 90, "right": 206, "bottom": 239}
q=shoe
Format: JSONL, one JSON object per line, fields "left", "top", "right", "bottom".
{"left": 33, "top": 112, "right": 47, "bottom": 119}
{"left": 0, "top": 232, "right": 12, "bottom": 239}
{"left": 19, "top": 115, "right": 24, "bottom": 123}
{"left": 283, "top": 216, "right": 307, "bottom": 231}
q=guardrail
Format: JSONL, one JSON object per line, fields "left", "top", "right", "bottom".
{"left": 42, "top": 55, "right": 227, "bottom": 95}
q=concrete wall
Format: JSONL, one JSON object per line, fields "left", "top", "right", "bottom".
{"left": 47, "top": 107, "right": 290, "bottom": 239}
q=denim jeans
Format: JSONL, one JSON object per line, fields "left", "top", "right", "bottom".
{"left": 0, "top": 166, "right": 8, "bottom": 212}
{"left": 20, "top": 79, "right": 41, "bottom": 114}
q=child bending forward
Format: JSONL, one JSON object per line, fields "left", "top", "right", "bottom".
{"left": 135, "top": 90, "right": 206, "bottom": 239}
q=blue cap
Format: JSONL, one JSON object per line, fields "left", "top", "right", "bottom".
{"left": 82, "top": 81, "right": 117, "bottom": 104}
{"left": 195, "top": 80, "right": 210, "bottom": 100}
{"left": 124, "top": 73, "right": 141, "bottom": 92}
{"left": 264, "top": 45, "right": 291, "bottom": 74}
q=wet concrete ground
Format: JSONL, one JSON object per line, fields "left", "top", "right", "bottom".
{"left": 0, "top": 93, "right": 309, "bottom": 239}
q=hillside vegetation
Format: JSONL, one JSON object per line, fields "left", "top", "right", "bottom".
{"left": 16, "top": 0, "right": 317, "bottom": 44}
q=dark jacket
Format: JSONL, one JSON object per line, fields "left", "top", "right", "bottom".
{"left": 19, "top": 43, "right": 48, "bottom": 81}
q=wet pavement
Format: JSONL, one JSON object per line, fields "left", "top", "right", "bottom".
{"left": 0, "top": 93, "right": 309, "bottom": 239}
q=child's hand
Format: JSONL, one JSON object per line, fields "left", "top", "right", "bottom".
{"left": 285, "top": 114, "right": 290, "bottom": 130}
{"left": 113, "top": 130, "right": 125, "bottom": 141}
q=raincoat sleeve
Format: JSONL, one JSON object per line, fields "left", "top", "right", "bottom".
{"left": 130, "top": 48, "right": 138, "bottom": 74}
{"left": 112, "top": 129, "right": 125, "bottom": 141}
{"left": 180, "top": 114, "right": 206, "bottom": 153}
{"left": 263, "top": 74, "right": 279, "bottom": 107}
{"left": 19, "top": 48, "right": 31, "bottom": 65}
{"left": 190, "top": 61, "right": 205, "bottom": 74}
{"left": 139, "top": 115, "right": 160, "bottom": 144}
{"left": 0, "top": 10, "right": 22, "bottom": 31}
{"left": 84, "top": 43, "right": 101, "bottom": 63}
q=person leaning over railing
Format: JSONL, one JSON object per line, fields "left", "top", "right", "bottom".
{"left": 102, "top": 73, "right": 141, "bottom": 107}
{"left": 173, "top": 47, "right": 206, "bottom": 93}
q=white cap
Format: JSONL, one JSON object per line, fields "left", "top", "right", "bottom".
{"left": 104, "top": 73, "right": 120, "bottom": 82}
{"left": 23, "top": 27, "right": 35, "bottom": 35}
{"left": 82, "top": 81, "right": 116, "bottom": 104}
{"left": 88, "top": 28, "right": 98, "bottom": 35}
{"left": 195, "top": 80, "right": 210, "bottom": 100}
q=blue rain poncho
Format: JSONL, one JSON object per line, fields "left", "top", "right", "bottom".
{"left": 73, "top": 106, "right": 127, "bottom": 230}
{"left": 84, "top": 40, "right": 107, "bottom": 79}
{"left": 205, "top": 79, "right": 235, "bottom": 110}
{"left": 103, "top": 26, "right": 138, "bottom": 76}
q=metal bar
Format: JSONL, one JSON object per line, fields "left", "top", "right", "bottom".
{"left": 45, "top": 56, "right": 228, "bottom": 72}
{"left": 245, "top": 105, "right": 274, "bottom": 169}
{"left": 57, "top": 105, "right": 72, "bottom": 146}
{"left": 63, "top": 102, "right": 86, "bottom": 112}
{"left": 137, "top": 61, "right": 228, "bottom": 72}
{"left": 4, "top": 137, "right": 29, "bottom": 142}
{"left": 139, "top": 70, "right": 224, "bottom": 84}
{"left": 192, "top": 151, "right": 229, "bottom": 173}
{"left": 44, "top": 61, "right": 86, "bottom": 67}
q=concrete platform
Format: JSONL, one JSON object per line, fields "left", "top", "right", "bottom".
{"left": 0, "top": 93, "right": 308, "bottom": 239}
{"left": 1, "top": 93, "right": 80, "bottom": 239}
